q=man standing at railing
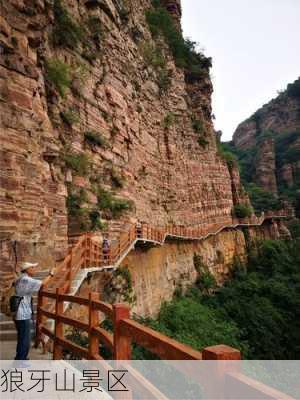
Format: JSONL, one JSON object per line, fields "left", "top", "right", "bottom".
{"left": 14, "top": 262, "right": 54, "bottom": 360}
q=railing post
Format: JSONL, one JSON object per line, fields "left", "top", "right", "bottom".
{"left": 96, "top": 242, "right": 100, "bottom": 266}
{"left": 109, "top": 246, "right": 112, "bottom": 265}
{"left": 113, "top": 303, "right": 131, "bottom": 360}
{"left": 89, "top": 237, "right": 92, "bottom": 267}
{"left": 92, "top": 238, "right": 95, "bottom": 266}
{"left": 34, "top": 285, "right": 45, "bottom": 348}
{"left": 88, "top": 292, "right": 100, "bottom": 359}
{"left": 202, "top": 345, "right": 241, "bottom": 399}
{"left": 84, "top": 234, "right": 88, "bottom": 268}
{"left": 118, "top": 240, "right": 121, "bottom": 259}
{"left": 53, "top": 288, "right": 64, "bottom": 360}
{"left": 66, "top": 249, "right": 73, "bottom": 293}
{"left": 202, "top": 344, "right": 241, "bottom": 360}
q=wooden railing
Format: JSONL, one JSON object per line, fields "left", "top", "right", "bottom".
{"left": 36, "top": 290, "right": 294, "bottom": 399}
{"left": 45, "top": 234, "right": 89, "bottom": 292}
{"left": 34, "top": 210, "right": 295, "bottom": 398}
{"left": 44, "top": 210, "right": 292, "bottom": 291}
{"left": 36, "top": 210, "right": 293, "bottom": 341}
{"left": 37, "top": 289, "right": 203, "bottom": 361}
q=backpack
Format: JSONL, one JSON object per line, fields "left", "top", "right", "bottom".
{"left": 0, "top": 281, "right": 23, "bottom": 319}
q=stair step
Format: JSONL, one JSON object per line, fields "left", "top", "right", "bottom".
{"left": 0, "top": 330, "right": 17, "bottom": 340}
{"left": 0, "top": 313, "right": 11, "bottom": 322}
{"left": 0, "top": 320, "right": 16, "bottom": 331}
{"left": 0, "top": 329, "right": 35, "bottom": 341}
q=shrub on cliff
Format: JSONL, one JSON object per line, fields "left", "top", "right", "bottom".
{"left": 63, "top": 152, "right": 90, "bottom": 176}
{"left": 193, "top": 253, "right": 217, "bottom": 294}
{"left": 245, "top": 183, "right": 282, "bottom": 213}
{"left": 275, "top": 130, "right": 300, "bottom": 168}
{"left": 84, "top": 131, "right": 108, "bottom": 148}
{"left": 96, "top": 186, "right": 133, "bottom": 218}
{"left": 140, "top": 42, "right": 172, "bottom": 94}
{"left": 105, "top": 267, "right": 136, "bottom": 304}
{"left": 86, "top": 16, "right": 103, "bottom": 42}
{"left": 193, "top": 253, "right": 205, "bottom": 273}
{"left": 67, "top": 187, "right": 106, "bottom": 231}
{"left": 163, "top": 112, "right": 176, "bottom": 129}
{"left": 60, "top": 109, "right": 79, "bottom": 126}
{"left": 157, "top": 69, "right": 172, "bottom": 95}
{"left": 231, "top": 145, "right": 257, "bottom": 184}
{"left": 45, "top": 59, "right": 71, "bottom": 97}
{"left": 146, "top": 4, "right": 211, "bottom": 77}
{"left": 67, "top": 188, "right": 87, "bottom": 213}
{"left": 192, "top": 118, "right": 204, "bottom": 134}
{"left": 288, "top": 220, "right": 300, "bottom": 239}
{"left": 217, "top": 143, "right": 238, "bottom": 168}
{"left": 110, "top": 168, "right": 125, "bottom": 189}
{"left": 197, "top": 136, "right": 209, "bottom": 147}
{"left": 233, "top": 203, "right": 253, "bottom": 218}
{"left": 110, "top": 198, "right": 133, "bottom": 218}
{"left": 66, "top": 188, "right": 90, "bottom": 230}
{"left": 196, "top": 272, "right": 217, "bottom": 294}
{"left": 141, "top": 42, "right": 166, "bottom": 69}
{"left": 286, "top": 77, "right": 300, "bottom": 99}
{"left": 52, "top": 0, "right": 84, "bottom": 49}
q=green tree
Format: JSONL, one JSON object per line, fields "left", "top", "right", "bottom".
{"left": 144, "top": 297, "right": 249, "bottom": 356}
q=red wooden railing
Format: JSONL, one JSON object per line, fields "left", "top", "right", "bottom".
{"left": 33, "top": 209, "right": 295, "bottom": 398}
{"left": 48, "top": 210, "right": 292, "bottom": 284}
{"left": 36, "top": 289, "right": 203, "bottom": 361}
{"left": 36, "top": 291, "right": 294, "bottom": 399}
{"left": 36, "top": 209, "right": 293, "bottom": 356}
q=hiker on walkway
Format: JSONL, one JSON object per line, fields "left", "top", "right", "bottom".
{"left": 102, "top": 235, "right": 110, "bottom": 264}
{"left": 14, "top": 262, "right": 54, "bottom": 360}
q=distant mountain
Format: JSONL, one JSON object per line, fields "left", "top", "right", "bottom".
{"left": 227, "top": 78, "right": 300, "bottom": 216}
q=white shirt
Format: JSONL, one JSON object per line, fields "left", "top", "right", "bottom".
{"left": 15, "top": 273, "right": 42, "bottom": 320}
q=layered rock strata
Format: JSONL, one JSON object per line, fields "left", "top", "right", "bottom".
{"left": 1, "top": 0, "right": 247, "bottom": 293}
{"left": 233, "top": 79, "right": 300, "bottom": 195}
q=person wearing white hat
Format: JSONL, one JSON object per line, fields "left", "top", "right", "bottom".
{"left": 14, "top": 262, "right": 54, "bottom": 360}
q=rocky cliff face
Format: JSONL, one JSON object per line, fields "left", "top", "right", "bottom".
{"left": 233, "top": 91, "right": 300, "bottom": 150}
{"left": 232, "top": 78, "right": 300, "bottom": 197}
{"left": 254, "top": 137, "right": 278, "bottom": 195}
{"left": 0, "top": 0, "right": 248, "bottom": 291}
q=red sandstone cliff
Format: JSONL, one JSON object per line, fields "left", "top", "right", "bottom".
{"left": 233, "top": 78, "right": 300, "bottom": 196}
{"left": 0, "top": 0, "right": 247, "bottom": 290}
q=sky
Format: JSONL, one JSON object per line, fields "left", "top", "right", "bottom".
{"left": 181, "top": 0, "right": 300, "bottom": 141}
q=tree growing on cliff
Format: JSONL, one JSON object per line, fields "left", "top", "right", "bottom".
{"left": 233, "top": 204, "right": 253, "bottom": 218}
{"left": 45, "top": 59, "right": 71, "bottom": 97}
{"left": 245, "top": 183, "right": 282, "bottom": 214}
{"left": 145, "top": 2, "right": 211, "bottom": 79}
{"left": 52, "top": 0, "right": 85, "bottom": 49}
